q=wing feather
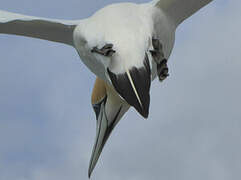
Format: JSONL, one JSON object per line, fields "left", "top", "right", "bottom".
{"left": 152, "top": 0, "right": 213, "bottom": 26}
{"left": 0, "top": 10, "right": 80, "bottom": 46}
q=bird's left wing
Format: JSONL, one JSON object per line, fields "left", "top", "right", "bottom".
{"left": 151, "top": 0, "right": 213, "bottom": 26}
{"left": 0, "top": 10, "right": 80, "bottom": 46}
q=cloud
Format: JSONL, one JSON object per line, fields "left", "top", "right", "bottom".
{"left": 0, "top": 0, "right": 241, "bottom": 180}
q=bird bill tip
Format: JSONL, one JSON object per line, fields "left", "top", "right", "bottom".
{"left": 88, "top": 100, "right": 110, "bottom": 178}
{"left": 88, "top": 168, "right": 93, "bottom": 178}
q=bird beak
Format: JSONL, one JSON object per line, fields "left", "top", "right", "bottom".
{"left": 88, "top": 97, "right": 122, "bottom": 178}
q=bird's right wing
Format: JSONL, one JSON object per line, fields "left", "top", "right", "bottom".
{"left": 151, "top": 0, "right": 213, "bottom": 26}
{"left": 0, "top": 10, "right": 80, "bottom": 46}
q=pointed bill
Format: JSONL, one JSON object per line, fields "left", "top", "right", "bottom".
{"left": 89, "top": 97, "right": 122, "bottom": 178}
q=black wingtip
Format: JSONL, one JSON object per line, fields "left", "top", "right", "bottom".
{"left": 107, "top": 54, "right": 151, "bottom": 119}
{"left": 141, "top": 106, "right": 149, "bottom": 119}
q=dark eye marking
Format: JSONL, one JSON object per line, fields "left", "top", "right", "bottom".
{"left": 91, "top": 43, "right": 116, "bottom": 57}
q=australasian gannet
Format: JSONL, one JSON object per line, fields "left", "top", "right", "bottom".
{"left": 0, "top": 0, "right": 214, "bottom": 177}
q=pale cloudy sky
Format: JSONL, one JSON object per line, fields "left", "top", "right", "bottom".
{"left": 0, "top": 0, "right": 241, "bottom": 180}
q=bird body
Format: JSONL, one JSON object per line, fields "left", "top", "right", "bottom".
{"left": 0, "top": 0, "right": 213, "bottom": 177}
{"left": 73, "top": 2, "right": 174, "bottom": 82}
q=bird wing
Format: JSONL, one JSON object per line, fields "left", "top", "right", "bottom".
{"left": 107, "top": 53, "right": 151, "bottom": 118}
{"left": 151, "top": 0, "right": 213, "bottom": 26}
{"left": 0, "top": 10, "right": 80, "bottom": 46}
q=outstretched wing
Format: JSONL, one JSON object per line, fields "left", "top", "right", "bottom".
{"left": 0, "top": 10, "right": 80, "bottom": 46}
{"left": 151, "top": 0, "right": 213, "bottom": 26}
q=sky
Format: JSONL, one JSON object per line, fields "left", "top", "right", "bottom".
{"left": 0, "top": 0, "right": 241, "bottom": 180}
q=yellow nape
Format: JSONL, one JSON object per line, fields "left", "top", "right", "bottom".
{"left": 91, "top": 77, "right": 107, "bottom": 105}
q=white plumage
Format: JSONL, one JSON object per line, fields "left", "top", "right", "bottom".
{"left": 0, "top": 0, "right": 213, "bottom": 177}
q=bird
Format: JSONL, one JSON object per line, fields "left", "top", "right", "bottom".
{"left": 0, "top": 0, "right": 213, "bottom": 177}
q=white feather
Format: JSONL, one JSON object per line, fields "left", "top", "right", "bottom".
{"left": 0, "top": 0, "right": 215, "bottom": 177}
{"left": 0, "top": 10, "right": 80, "bottom": 46}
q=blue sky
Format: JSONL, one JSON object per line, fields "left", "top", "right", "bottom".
{"left": 0, "top": 0, "right": 241, "bottom": 179}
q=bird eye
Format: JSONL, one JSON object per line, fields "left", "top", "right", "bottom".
{"left": 91, "top": 43, "right": 115, "bottom": 57}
